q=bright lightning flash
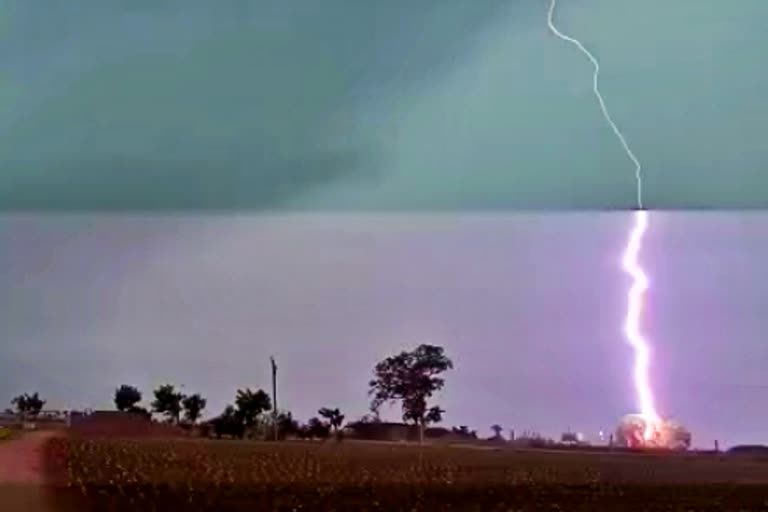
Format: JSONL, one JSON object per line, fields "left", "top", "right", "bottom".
{"left": 547, "top": 0, "right": 661, "bottom": 441}
{"left": 622, "top": 210, "right": 660, "bottom": 440}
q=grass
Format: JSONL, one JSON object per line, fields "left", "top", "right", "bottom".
{"left": 42, "top": 437, "right": 768, "bottom": 511}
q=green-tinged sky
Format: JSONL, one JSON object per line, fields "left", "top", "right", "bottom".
{"left": 0, "top": 0, "right": 765, "bottom": 210}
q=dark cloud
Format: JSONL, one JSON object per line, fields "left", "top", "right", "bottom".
{"left": 0, "top": 0, "right": 510, "bottom": 211}
{"left": 2, "top": 0, "right": 763, "bottom": 210}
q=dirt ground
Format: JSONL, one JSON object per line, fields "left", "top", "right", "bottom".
{"left": 0, "top": 430, "right": 60, "bottom": 512}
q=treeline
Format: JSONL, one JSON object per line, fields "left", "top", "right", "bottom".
{"left": 10, "top": 343, "right": 460, "bottom": 442}
{"left": 112, "top": 383, "right": 347, "bottom": 441}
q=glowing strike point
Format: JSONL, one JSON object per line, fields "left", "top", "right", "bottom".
{"left": 622, "top": 210, "right": 660, "bottom": 440}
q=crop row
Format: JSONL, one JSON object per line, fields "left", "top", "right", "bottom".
{"left": 43, "top": 438, "right": 768, "bottom": 511}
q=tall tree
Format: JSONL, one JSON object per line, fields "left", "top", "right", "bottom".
{"left": 491, "top": 424, "right": 503, "bottom": 439}
{"left": 181, "top": 394, "right": 207, "bottom": 424}
{"left": 318, "top": 407, "right": 345, "bottom": 433}
{"left": 114, "top": 385, "right": 142, "bottom": 412}
{"left": 369, "top": 344, "right": 453, "bottom": 443}
{"left": 151, "top": 384, "right": 184, "bottom": 424}
{"left": 234, "top": 388, "right": 271, "bottom": 427}
{"left": 11, "top": 392, "right": 46, "bottom": 418}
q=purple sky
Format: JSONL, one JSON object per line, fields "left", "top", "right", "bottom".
{"left": 1, "top": 212, "right": 766, "bottom": 447}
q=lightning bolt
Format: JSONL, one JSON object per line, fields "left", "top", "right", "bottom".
{"left": 546, "top": 0, "right": 643, "bottom": 209}
{"left": 547, "top": 0, "right": 660, "bottom": 441}
{"left": 622, "top": 210, "right": 660, "bottom": 438}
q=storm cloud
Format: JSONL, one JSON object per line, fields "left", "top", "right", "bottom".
{"left": 0, "top": 0, "right": 510, "bottom": 210}
{"left": 0, "top": 0, "right": 765, "bottom": 210}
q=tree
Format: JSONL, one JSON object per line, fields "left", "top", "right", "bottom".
{"left": 211, "top": 404, "right": 244, "bottom": 439}
{"left": 151, "top": 384, "right": 184, "bottom": 424}
{"left": 305, "top": 417, "right": 330, "bottom": 440}
{"left": 318, "top": 407, "right": 345, "bottom": 433}
{"left": 491, "top": 424, "right": 503, "bottom": 439}
{"left": 11, "top": 392, "right": 46, "bottom": 418}
{"left": 369, "top": 344, "right": 453, "bottom": 443}
{"left": 319, "top": 407, "right": 346, "bottom": 442}
{"left": 402, "top": 403, "right": 444, "bottom": 437}
{"left": 274, "top": 411, "right": 300, "bottom": 440}
{"left": 181, "top": 394, "right": 207, "bottom": 424}
{"left": 234, "top": 388, "right": 271, "bottom": 428}
{"left": 114, "top": 385, "right": 142, "bottom": 412}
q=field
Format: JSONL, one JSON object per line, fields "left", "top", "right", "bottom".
{"left": 42, "top": 437, "right": 768, "bottom": 511}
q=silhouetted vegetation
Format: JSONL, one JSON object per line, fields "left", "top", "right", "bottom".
{"left": 209, "top": 404, "right": 245, "bottom": 439}
{"left": 114, "top": 385, "right": 142, "bottom": 412}
{"left": 151, "top": 384, "right": 184, "bottom": 424}
{"left": 26, "top": 342, "right": 760, "bottom": 510}
{"left": 10, "top": 392, "right": 45, "bottom": 417}
{"left": 181, "top": 394, "right": 207, "bottom": 425}
{"left": 369, "top": 344, "right": 453, "bottom": 443}
{"left": 234, "top": 388, "right": 272, "bottom": 428}
{"left": 301, "top": 417, "right": 331, "bottom": 440}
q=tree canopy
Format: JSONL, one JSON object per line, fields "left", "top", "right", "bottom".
{"left": 304, "top": 417, "right": 330, "bottom": 439}
{"left": 114, "top": 385, "right": 142, "bottom": 412}
{"left": 151, "top": 384, "right": 184, "bottom": 424}
{"left": 273, "top": 411, "right": 300, "bottom": 440}
{"left": 369, "top": 344, "right": 452, "bottom": 443}
{"left": 405, "top": 404, "right": 444, "bottom": 427}
{"left": 318, "top": 407, "right": 345, "bottom": 432}
{"left": 210, "top": 404, "right": 245, "bottom": 439}
{"left": 11, "top": 392, "right": 46, "bottom": 417}
{"left": 234, "top": 388, "right": 271, "bottom": 427}
{"left": 181, "top": 393, "right": 207, "bottom": 424}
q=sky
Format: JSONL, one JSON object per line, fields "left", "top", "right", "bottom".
{"left": 0, "top": 0, "right": 766, "bottom": 210}
{"left": 1, "top": 212, "right": 767, "bottom": 448}
{"left": 0, "top": 0, "right": 766, "bottom": 448}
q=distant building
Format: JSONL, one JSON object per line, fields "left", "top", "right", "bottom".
{"left": 343, "top": 422, "right": 476, "bottom": 443}
{"left": 0, "top": 410, "right": 69, "bottom": 429}
{"left": 69, "top": 410, "right": 182, "bottom": 439}
{"left": 344, "top": 421, "right": 412, "bottom": 441}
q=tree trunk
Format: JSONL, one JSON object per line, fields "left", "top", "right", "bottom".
{"left": 419, "top": 417, "right": 425, "bottom": 444}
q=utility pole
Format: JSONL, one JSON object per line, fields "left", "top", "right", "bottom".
{"left": 270, "top": 356, "right": 278, "bottom": 441}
